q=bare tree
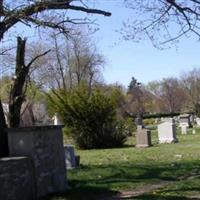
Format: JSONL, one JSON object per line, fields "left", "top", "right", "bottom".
{"left": 8, "top": 37, "right": 50, "bottom": 128}
{"left": 161, "top": 78, "right": 186, "bottom": 113}
{"left": 122, "top": 0, "right": 200, "bottom": 47}
{"left": 0, "top": 0, "right": 111, "bottom": 156}
{"left": 0, "top": 1, "right": 111, "bottom": 40}
{"left": 67, "top": 31, "right": 105, "bottom": 92}
{"left": 146, "top": 78, "right": 187, "bottom": 113}
{"left": 31, "top": 30, "right": 105, "bottom": 92}
{"left": 181, "top": 68, "right": 200, "bottom": 115}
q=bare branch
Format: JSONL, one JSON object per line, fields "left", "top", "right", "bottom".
{"left": 26, "top": 50, "right": 51, "bottom": 69}
{"left": 122, "top": 0, "right": 200, "bottom": 47}
{"left": 0, "top": 0, "right": 111, "bottom": 40}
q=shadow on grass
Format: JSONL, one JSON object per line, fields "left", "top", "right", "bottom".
{"left": 41, "top": 160, "right": 200, "bottom": 200}
{"left": 40, "top": 185, "right": 118, "bottom": 200}
{"left": 130, "top": 180, "right": 200, "bottom": 200}
{"left": 72, "top": 160, "right": 200, "bottom": 184}
{"left": 130, "top": 194, "right": 200, "bottom": 200}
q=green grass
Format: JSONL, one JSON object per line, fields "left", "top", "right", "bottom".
{"left": 42, "top": 127, "right": 200, "bottom": 200}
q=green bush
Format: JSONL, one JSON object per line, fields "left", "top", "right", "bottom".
{"left": 47, "top": 86, "right": 127, "bottom": 149}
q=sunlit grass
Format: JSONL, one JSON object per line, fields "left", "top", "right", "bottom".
{"left": 42, "top": 127, "right": 200, "bottom": 200}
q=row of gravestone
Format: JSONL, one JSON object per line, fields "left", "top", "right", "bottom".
{"left": 136, "top": 118, "right": 177, "bottom": 147}
{"left": 64, "top": 114, "right": 197, "bottom": 166}
{"left": 136, "top": 115, "right": 198, "bottom": 148}
{"left": 65, "top": 117, "right": 180, "bottom": 162}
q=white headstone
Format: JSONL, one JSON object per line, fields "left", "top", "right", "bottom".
{"left": 181, "top": 125, "right": 187, "bottom": 135}
{"left": 52, "top": 113, "right": 62, "bottom": 125}
{"left": 196, "top": 118, "right": 200, "bottom": 127}
{"left": 192, "top": 129, "right": 196, "bottom": 135}
{"left": 157, "top": 119, "right": 177, "bottom": 143}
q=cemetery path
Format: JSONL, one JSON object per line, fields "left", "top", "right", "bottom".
{"left": 99, "top": 172, "right": 200, "bottom": 200}
{"left": 115, "top": 181, "right": 171, "bottom": 199}
{"left": 99, "top": 180, "right": 172, "bottom": 200}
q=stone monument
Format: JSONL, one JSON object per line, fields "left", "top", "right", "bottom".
{"left": 8, "top": 126, "right": 67, "bottom": 198}
{"left": 157, "top": 118, "right": 177, "bottom": 143}
{"left": 196, "top": 117, "right": 200, "bottom": 127}
{"left": 135, "top": 115, "right": 152, "bottom": 148}
{"left": 136, "top": 128, "right": 151, "bottom": 148}
{"left": 181, "top": 124, "right": 187, "bottom": 135}
{"left": 64, "top": 145, "right": 80, "bottom": 169}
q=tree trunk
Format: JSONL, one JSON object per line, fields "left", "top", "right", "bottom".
{"left": 0, "top": 100, "right": 9, "bottom": 157}
{"left": 8, "top": 37, "right": 27, "bottom": 128}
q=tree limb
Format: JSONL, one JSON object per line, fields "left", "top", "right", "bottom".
{"left": 0, "top": 1, "right": 111, "bottom": 40}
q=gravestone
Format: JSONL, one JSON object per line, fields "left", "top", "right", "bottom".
{"left": 136, "top": 129, "right": 151, "bottom": 148}
{"left": 196, "top": 118, "right": 200, "bottom": 127}
{"left": 181, "top": 124, "right": 187, "bottom": 135}
{"left": 135, "top": 115, "right": 144, "bottom": 130}
{"left": 64, "top": 145, "right": 79, "bottom": 169}
{"left": 0, "top": 157, "right": 36, "bottom": 200}
{"left": 189, "top": 114, "right": 195, "bottom": 124}
{"left": 8, "top": 126, "right": 67, "bottom": 198}
{"left": 157, "top": 118, "right": 177, "bottom": 143}
{"left": 179, "top": 114, "right": 192, "bottom": 128}
{"left": 52, "top": 113, "right": 62, "bottom": 125}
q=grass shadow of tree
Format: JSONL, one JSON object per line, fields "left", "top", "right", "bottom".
{"left": 40, "top": 185, "right": 118, "bottom": 200}
{"left": 41, "top": 160, "right": 200, "bottom": 200}
{"left": 72, "top": 160, "right": 200, "bottom": 185}
{"left": 129, "top": 194, "right": 200, "bottom": 200}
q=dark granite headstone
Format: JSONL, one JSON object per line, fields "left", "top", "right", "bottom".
{"left": 136, "top": 129, "right": 151, "bottom": 148}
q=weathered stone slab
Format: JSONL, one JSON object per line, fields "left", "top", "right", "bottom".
{"left": 64, "top": 145, "right": 79, "bottom": 169}
{"left": 0, "top": 157, "right": 36, "bottom": 200}
{"left": 136, "top": 129, "right": 151, "bottom": 148}
{"left": 196, "top": 117, "right": 200, "bottom": 127}
{"left": 8, "top": 126, "right": 67, "bottom": 198}
{"left": 181, "top": 124, "right": 187, "bottom": 135}
{"left": 158, "top": 119, "right": 177, "bottom": 143}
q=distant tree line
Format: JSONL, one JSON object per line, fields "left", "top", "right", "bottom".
{"left": 125, "top": 71, "right": 200, "bottom": 117}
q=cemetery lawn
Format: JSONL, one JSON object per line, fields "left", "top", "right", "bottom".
{"left": 43, "top": 128, "right": 200, "bottom": 200}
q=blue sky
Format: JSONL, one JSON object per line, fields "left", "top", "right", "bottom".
{"left": 89, "top": 1, "right": 200, "bottom": 86}
{"left": 3, "top": 1, "right": 200, "bottom": 87}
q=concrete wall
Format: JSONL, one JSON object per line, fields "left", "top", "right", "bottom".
{"left": 0, "top": 157, "right": 36, "bottom": 200}
{"left": 8, "top": 125, "right": 67, "bottom": 198}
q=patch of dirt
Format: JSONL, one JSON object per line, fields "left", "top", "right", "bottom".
{"left": 99, "top": 181, "right": 172, "bottom": 200}
{"left": 99, "top": 172, "right": 200, "bottom": 200}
